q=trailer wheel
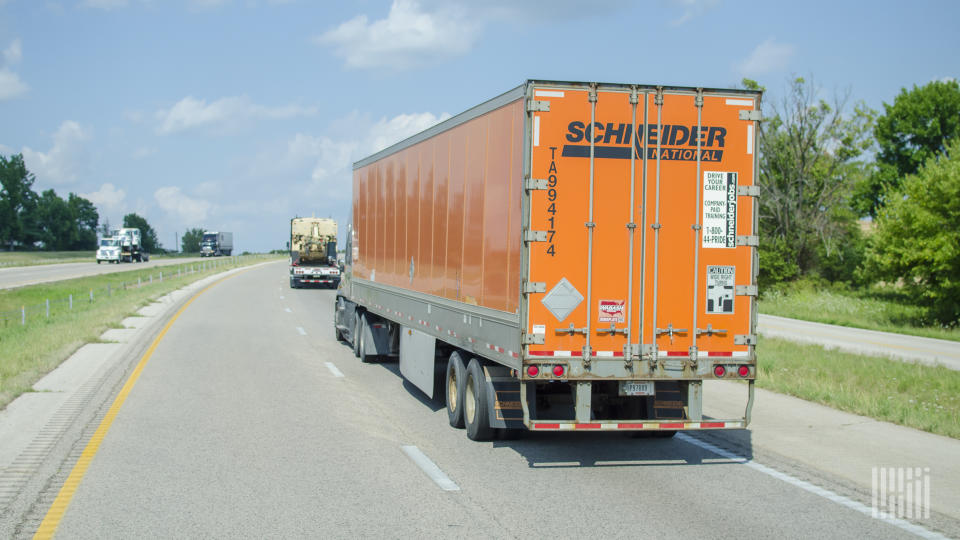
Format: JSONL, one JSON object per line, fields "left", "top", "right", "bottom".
{"left": 464, "top": 358, "right": 494, "bottom": 441}
{"left": 445, "top": 352, "right": 467, "bottom": 429}
{"left": 358, "top": 315, "right": 377, "bottom": 363}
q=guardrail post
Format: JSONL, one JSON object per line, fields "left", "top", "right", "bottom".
{"left": 89, "top": 289, "right": 94, "bottom": 302}
{"left": 160, "top": 271, "right": 163, "bottom": 282}
{"left": 22, "top": 306, "right": 25, "bottom": 325}
{"left": 149, "top": 274, "right": 153, "bottom": 284}
{"left": 69, "top": 294, "right": 73, "bottom": 310}
{"left": 46, "top": 299, "right": 50, "bottom": 318}
{"left": 138, "top": 277, "right": 141, "bottom": 287}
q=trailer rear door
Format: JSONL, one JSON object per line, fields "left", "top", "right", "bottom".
{"left": 525, "top": 83, "right": 758, "bottom": 372}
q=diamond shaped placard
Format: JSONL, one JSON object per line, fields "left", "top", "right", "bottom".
{"left": 541, "top": 277, "right": 583, "bottom": 322}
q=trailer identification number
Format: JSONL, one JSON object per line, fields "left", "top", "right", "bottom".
{"left": 706, "top": 266, "right": 735, "bottom": 314}
{"left": 702, "top": 171, "right": 738, "bottom": 249}
{"left": 544, "top": 147, "right": 559, "bottom": 257}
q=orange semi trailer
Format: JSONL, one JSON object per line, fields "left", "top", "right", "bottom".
{"left": 335, "top": 80, "right": 761, "bottom": 440}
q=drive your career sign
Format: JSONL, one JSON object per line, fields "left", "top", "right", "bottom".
{"left": 702, "top": 171, "right": 737, "bottom": 248}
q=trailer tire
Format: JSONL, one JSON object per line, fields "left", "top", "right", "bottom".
{"left": 358, "top": 315, "right": 377, "bottom": 363}
{"left": 445, "top": 352, "right": 467, "bottom": 429}
{"left": 352, "top": 314, "right": 361, "bottom": 357}
{"left": 464, "top": 358, "right": 495, "bottom": 441}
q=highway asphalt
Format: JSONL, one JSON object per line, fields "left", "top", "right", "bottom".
{"left": 0, "top": 257, "right": 215, "bottom": 290}
{"left": 2, "top": 261, "right": 954, "bottom": 538}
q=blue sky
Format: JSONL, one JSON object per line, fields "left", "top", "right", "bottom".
{"left": 1, "top": 0, "right": 958, "bottom": 252}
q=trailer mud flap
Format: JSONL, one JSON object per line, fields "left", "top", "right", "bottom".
{"left": 483, "top": 366, "right": 524, "bottom": 429}
{"left": 362, "top": 315, "right": 393, "bottom": 356}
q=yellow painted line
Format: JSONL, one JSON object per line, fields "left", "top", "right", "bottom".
{"left": 760, "top": 322, "right": 960, "bottom": 358}
{"left": 33, "top": 270, "right": 245, "bottom": 539}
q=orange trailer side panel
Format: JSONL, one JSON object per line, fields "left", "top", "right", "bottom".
{"left": 352, "top": 99, "right": 525, "bottom": 313}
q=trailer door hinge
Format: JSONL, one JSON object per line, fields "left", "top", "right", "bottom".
{"left": 739, "top": 109, "right": 762, "bottom": 121}
{"left": 736, "top": 285, "right": 758, "bottom": 297}
{"left": 522, "top": 333, "right": 545, "bottom": 345}
{"left": 736, "top": 235, "right": 759, "bottom": 247}
{"left": 525, "top": 178, "right": 548, "bottom": 191}
{"left": 734, "top": 334, "right": 758, "bottom": 346}
{"left": 527, "top": 100, "right": 550, "bottom": 113}
{"left": 737, "top": 185, "right": 761, "bottom": 197}
{"left": 523, "top": 281, "right": 546, "bottom": 294}
{"left": 523, "top": 230, "right": 548, "bottom": 243}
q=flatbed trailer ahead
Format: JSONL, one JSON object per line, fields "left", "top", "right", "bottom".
{"left": 336, "top": 80, "right": 761, "bottom": 440}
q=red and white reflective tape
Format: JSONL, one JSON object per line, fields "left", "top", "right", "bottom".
{"left": 593, "top": 351, "right": 624, "bottom": 358}
{"left": 531, "top": 421, "right": 743, "bottom": 430}
{"left": 509, "top": 351, "right": 519, "bottom": 359}
{"left": 657, "top": 351, "right": 750, "bottom": 358}
{"left": 528, "top": 350, "right": 575, "bottom": 357}
{"left": 485, "top": 343, "right": 505, "bottom": 354}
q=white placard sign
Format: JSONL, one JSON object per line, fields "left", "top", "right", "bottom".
{"left": 702, "top": 171, "right": 738, "bottom": 248}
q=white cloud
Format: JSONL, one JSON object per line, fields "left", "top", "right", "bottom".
{"left": 738, "top": 38, "right": 795, "bottom": 75}
{"left": 366, "top": 111, "right": 450, "bottom": 153}
{"left": 154, "top": 186, "right": 212, "bottom": 224}
{"left": 0, "top": 38, "right": 27, "bottom": 101}
{"left": 3, "top": 38, "right": 22, "bottom": 65}
{"left": 669, "top": 0, "right": 718, "bottom": 25}
{"left": 21, "top": 121, "right": 91, "bottom": 185}
{"left": 81, "top": 0, "right": 128, "bottom": 9}
{"left": 316, "top": 0, "right": 481, "bottom": 70}
{"left": 81, "top": 183, "right": 127, "bottom": 210}
{"left": 0, "top": 69, "right": 28, "bottom": 100}
{"left": 155, "top": 95, "right": 318, "bottom": 135}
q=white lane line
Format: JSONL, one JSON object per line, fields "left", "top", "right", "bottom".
{"left": 280, "top": 296, "right": 285, "bottom": 299}
{"left": 324, "top": 362, "right": 345, "bottom": 378}
{"left": 677, "top": 434, "right": 947, "bottom": 539}
{"left": 285, "top": 307, "right": 292, "bottom": 313}
{"left": 296, "top": 326, "right": 306, "bottom": 336}
{"left": 401, "top": 446, "right": 460, "bottom": 492}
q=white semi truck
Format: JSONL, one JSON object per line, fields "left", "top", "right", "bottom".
{"left": 110, "top": 228, "right": 147, "bottom": 263}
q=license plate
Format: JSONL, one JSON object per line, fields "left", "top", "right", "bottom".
{"left": 619, "top": 381, "right": 655, "bottom": 396}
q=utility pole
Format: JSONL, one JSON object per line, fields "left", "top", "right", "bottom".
{"left": 175, "top": 232, "right": 179, "bottom": 253}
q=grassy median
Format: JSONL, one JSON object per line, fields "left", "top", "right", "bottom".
{"left": 760, "top": 284, "right": 960, "bottom": 342}
{"left": 0, "top": 255, "right": 281, "bottom": 410}
{"left": 757, "top": 337, "right": 960, "bottom": 439}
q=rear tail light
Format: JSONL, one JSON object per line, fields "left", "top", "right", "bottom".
{"left": 527, "top": 365, "right": 539, "bottom": 377}
{"left": 714, "top": 365, "right": 726, "bottom": 378}
{"left": 552, "top": 365, "right": 565, "bottom": 377}
{"left": 738, "top": 365, "right": 750, "bottom": 377}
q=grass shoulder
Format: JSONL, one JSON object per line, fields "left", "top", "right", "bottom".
{"left": 759, "top": 280, "right": 960, "bottom": 342}
{"left": 757, "top": 337, "right": 960, "bottom": 439}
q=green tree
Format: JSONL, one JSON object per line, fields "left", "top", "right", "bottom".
{"left": 36, "top": 189, "right": 79, "bottom": 250}
{"left": 856, "top": 79, "right": 960, "bottom": 216}
{"left": 753, "top": 77, "right": 874, "bottom": 285}
{"left": 123, "top": 213, "right": 162, "bottom": 253}
{"left": 67, "top": 193, "right": 99, "bottom": 250}
{"left": 0, "top": 154, "right": 38, "bottom": 249}
{"left": 181, "top": 227, "right": 205, "bottom": 253}
{"left": 863, "top": 138, "right": 960, "bottom": 325}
